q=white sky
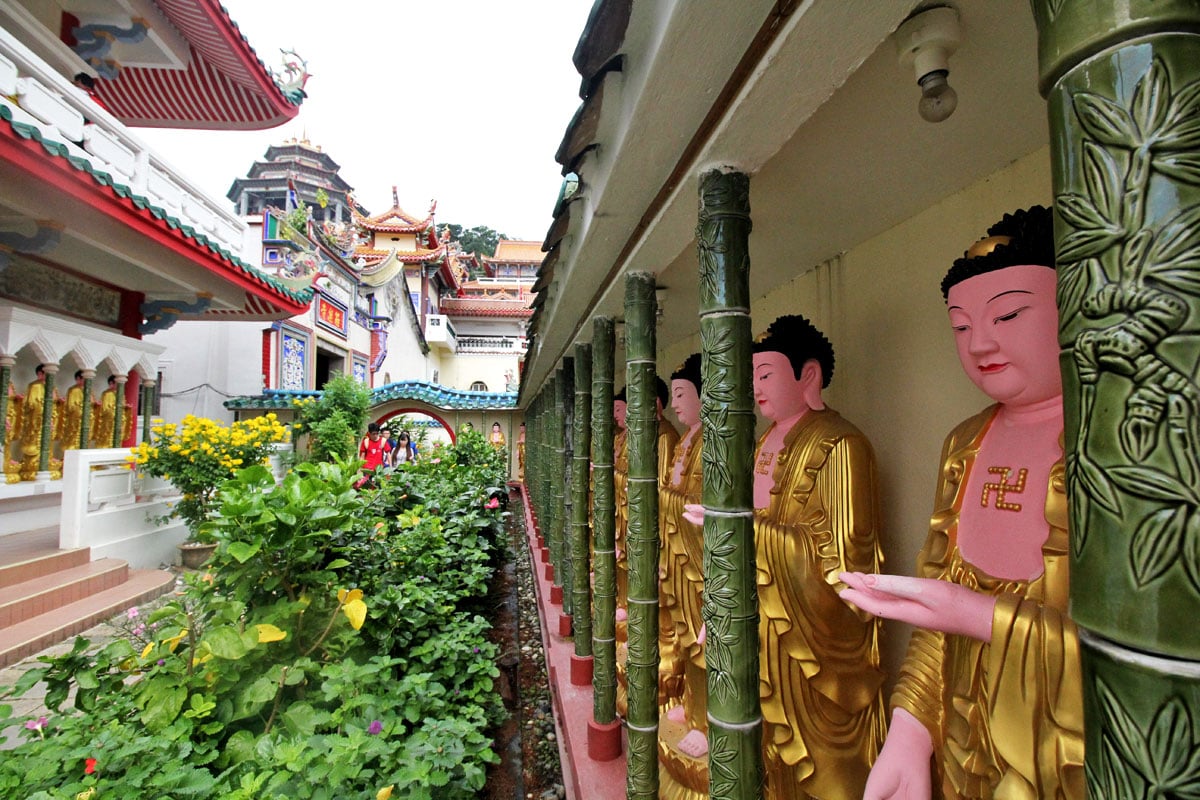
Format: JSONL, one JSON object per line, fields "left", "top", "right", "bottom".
{"left": 138, "top": 0, "right": 594, "bottom": 240}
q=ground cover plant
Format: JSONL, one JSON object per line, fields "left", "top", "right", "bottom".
{"left": 0, "top": 429, "right": 508, "bottom": 800}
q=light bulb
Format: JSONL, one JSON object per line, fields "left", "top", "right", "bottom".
{"left": 917, "top": 70, "right": 957, "bottom": 123}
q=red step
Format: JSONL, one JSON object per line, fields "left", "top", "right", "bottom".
{"left": 0, "top": 569, "right": 176, "bottom": 668}
{"left": 0, "top": 558, "right": 130, "bottom": 628}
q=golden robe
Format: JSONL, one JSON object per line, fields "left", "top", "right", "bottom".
{"left": 59, "top": 384, "right": 86, "bottom": 451}
{"left": 659, "top": 426, "right": 703, "bottom": 706}
{"left": 613, "top": 426, "right": 630, "bottom": 636}
{"left": 757, "top": 408, "right": 886, "bottom": 800}
{"left": 91, "top": 388, "right": 117, "bottom": 448}
{"left": 891, "top": 406, "right": 1084, "bottom": 800}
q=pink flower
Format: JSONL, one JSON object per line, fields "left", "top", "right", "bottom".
{"left": 485, "top": 497, "right": 500, "bottom": 509}
{"left": 24, "top": 716, "right": 47, "bottom": 731}
{"left": 368, "top": 720, "right": 383, "bottom": 735}
{"left": 126, "top": 607, "right": 139, "bottom": 619}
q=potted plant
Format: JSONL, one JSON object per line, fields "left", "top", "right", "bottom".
{"left": 128, "top": 413, "right": 290, "bottom": 567}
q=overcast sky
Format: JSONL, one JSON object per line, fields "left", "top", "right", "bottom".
{"left": 138, "top": 0, "right": 594, "bottom": 241}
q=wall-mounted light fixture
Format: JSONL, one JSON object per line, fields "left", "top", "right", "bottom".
{"left": 894, "top": 5, "right": 962, "bottom": 123}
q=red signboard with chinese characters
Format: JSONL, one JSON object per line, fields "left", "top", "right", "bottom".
{"left": 316, "top": 297, "right": 347, "bottom": 335}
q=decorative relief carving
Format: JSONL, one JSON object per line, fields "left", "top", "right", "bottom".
{"left": 1056, "top": 55, "right": 1200, "bottom": 593}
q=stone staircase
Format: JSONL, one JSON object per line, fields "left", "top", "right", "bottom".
{"left": 0, "top": 527, "right": 175, "bottom": 668}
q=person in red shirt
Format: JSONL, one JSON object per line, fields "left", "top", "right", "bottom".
{"left": 356, "top": 423, "right": 392, "bottom": 488}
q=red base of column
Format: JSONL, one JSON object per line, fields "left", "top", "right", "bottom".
{"left": 540, "top": 546, "right": 550, "bottom": 562}
{"left": 537, "top": 536, "right": 545, "bottom": 550}
{"left": 550, "top": 583, "right": 563, "bottom": 604}
{"left": 558, "top": 613, "right": 572, "bottom": 637}
{"left": 544, "top": 562, "right": 554, "bottom": 581}
{"left": 570, "top": 654, "right": 593, "bottom": 686}
{"left": 587, "top": 718, "right": 623, "bottom": 762}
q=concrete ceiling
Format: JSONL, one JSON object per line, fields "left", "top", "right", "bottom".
{"left": 526, "top": 0, "right": 1048, "bottom": 393}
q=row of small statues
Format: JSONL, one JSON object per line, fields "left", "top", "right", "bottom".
{"left": 599, "top": 206, "right": 1079, "bottom": 799}
{"left": 4, "top": 369, "right": 134, "bottom": 483}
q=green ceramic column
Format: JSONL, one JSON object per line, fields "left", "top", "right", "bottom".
{"left": 559, "top": 360, "right": 576, "bottom": 618}
{"left": 697, "top": 169, "right": 762, "bottom": 799}
{"left": 37, "top": 364, "right": 57, "bottom": 475}
{"left": 141, "top": 379, "right": 155, "bottom": 444}
{"left": 0, "top": 357, "right": 12, "bottom": 454}
{"left": 624, "top": 271, "right": 660, "bottom": 800}
{"left": 111, "top": 377, "right": 125, "bottom": 448}
{"left": 572, "top": 343, "right": 593, "bottom": 656}
{"left": 551, "top": 372, "right": 566, "bottom": 597}
{"left": 1032, "top": 4, "right": 1200, "bottom": 796}
{"left": 591, "top": 317, "right": 618, "bottom": 723}
{"left": 79, "top": 370, "right": 94, "bottom": 449}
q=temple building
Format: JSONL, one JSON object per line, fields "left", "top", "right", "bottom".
{"left": 0, "top": 0, "right": 310, "bottom": 664}
{"left": 226, "top": 136, "right": 360, "bottom": 223}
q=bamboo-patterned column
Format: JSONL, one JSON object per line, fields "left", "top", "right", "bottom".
{"left": 571, "top": 344, "right": 594, "bottom": 678}
{"left": 1032, "top": 4, "right": 1200, "bottom": 796}
{"left": 79, "top": 370, "right": 95, "bottom": 449}
{"left": 561, "top": 358, "right": 576, "bottom": 620}
{"left": 591, "top": 318, "right": 618, "bottom": 723}
{"left": 36, "top": 363, "right": 58, "bottom": 477}
{"left": 141, "top": 378, "right": 156, "bottom": 444}
{"left": 549, "top": 373, "right": 565, "bottom": 593}
{"left": 0, "top": 356, "right": 13, "bottom": 456}
{"left": 624, "top": 271, "right": 661, "bottom": 799}
{"left": 111, "top": 375, "right": 127, "bottom": 448}
{"left": 697, "top": 169, "right": 762, "bottom": 798}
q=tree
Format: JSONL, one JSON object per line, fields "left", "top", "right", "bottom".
{"left": 440, "top": 223, "right": 508, "bottom": 259}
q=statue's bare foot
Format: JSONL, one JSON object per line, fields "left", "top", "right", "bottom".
{"left": 665, "top": 704, "right": 686, "bottom": 723}
{"left": 678, "top": 729, "right": 708, "bottom": 758}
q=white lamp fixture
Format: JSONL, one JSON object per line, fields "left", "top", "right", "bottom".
{"left": 895, "top": 5, "right": 962, "bottom": 123}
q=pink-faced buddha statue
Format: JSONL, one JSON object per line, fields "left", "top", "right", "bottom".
{"left": 840, "top": 205, "right": 1084, "bottom": 799}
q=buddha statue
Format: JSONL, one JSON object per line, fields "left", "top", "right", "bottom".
{"left": 840, "top": 205, "right": 1084, "bottom": 799}
{"left": 517, "top": 422, "right": 526, "bottom": 481}
{"left": 657, "top": 354, "right": 713, "bottom": 796}
{"left": 57, "top": 370, "right": 88, "bottom": 453}
{"left": 489, "top": 420, "right": 506, "bottom": 448}
{"left": 676, "top": 318, "right": 887, "bottom": 798}
{"left": 742, "top": 315, "right": 886, "bottom": 800}
{"left": 91, "top": 375, "right": 119, "bottom": 448}
{"left": 18, "top": 364, "right": 59, "bottom": 480}
{"left": 4, "top": 383, "right": 23, "bottom": 483}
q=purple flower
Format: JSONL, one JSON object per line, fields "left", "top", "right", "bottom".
{"left": 24, "top": 716, "right": 47, "bottom": 731}
{"left": 157, "top": 659, "right": 165, "bottom": 666}
{"left": 368, "top": 720, "right": 383, "bottom": 735}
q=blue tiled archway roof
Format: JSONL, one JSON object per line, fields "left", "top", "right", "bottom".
{"left": 224, "top": 381, "right": 518, "bottom": 411}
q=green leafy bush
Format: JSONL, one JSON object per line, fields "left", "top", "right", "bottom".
{"left": 0, "top": 450, "right": 509, "bottom": 799}
{"left": 292, "top": 376, "right": 370, "bottom": 463}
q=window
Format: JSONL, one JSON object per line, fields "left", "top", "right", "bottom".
{"left": 469, "top": 381, "right": 488, "bottom": 392}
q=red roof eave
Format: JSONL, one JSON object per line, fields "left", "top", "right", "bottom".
{"left": 0, "top": 123, "right": 308, "bottom": 316}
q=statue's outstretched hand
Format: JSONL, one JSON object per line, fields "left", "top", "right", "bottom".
{"left": 682, "top": 503, "right": 705, "bottom": 526}
{"left": 864, "top": 709, "right": 933, "bottom": 800}
{"left": 838, "top": 572, "right": 995, "bottom": 642}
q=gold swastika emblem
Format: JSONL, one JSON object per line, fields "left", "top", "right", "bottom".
{"left": 981, "top": 466, "right": 1028, "bottom": 512}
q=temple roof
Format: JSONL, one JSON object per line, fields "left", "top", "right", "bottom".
{"left": 225, "top": 382, "right": 518, "bottom": 411}
{"left": 439, "top": 297, "right": 534, "bottom": 318}
{"left": 83, "top": 0, "right": 304, "bottom": 130}
{"left": 484, "top": 239, "right": 544, "bottom": 264}
{"left": 0, "top": 103, "right": 313, "bottom": 319}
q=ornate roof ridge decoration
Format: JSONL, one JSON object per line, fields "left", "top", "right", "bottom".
{"left": 79, "top": 0, "right": 305, "bottom": 129}
{"left": 224, "top": 381, "right": 518, "bottom": 411}
{"left": 0, "top": 103, "right": 313, "bottom": 315}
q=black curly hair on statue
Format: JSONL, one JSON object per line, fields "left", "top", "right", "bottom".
{"left": 752, "top": 315, "right": 835, "bottom": 388}
{"left": 670, "top": 353, "right": 703, "bottom": 394}
{"left": 941, "top": 205, "right": 1055, "bottom": 300}
{"left": 655, "top": 376, "right": 669, "bottom": 408}
{"left": 613, "top": 387, "right": 626, "bottom": 403}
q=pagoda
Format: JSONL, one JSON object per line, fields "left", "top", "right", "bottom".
{"left": 227, "top": 136, "right": 362, "bottom": 223}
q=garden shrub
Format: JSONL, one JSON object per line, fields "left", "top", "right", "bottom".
{"left": 0, "top": 446, "right": 509, "bottom": 799}
{"left": 293, "top": 375, "right": 370, "bottom": 463}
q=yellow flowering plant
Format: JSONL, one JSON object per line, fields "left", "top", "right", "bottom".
{"left": 128, "top": 414, "right": 290, "bottom": 540}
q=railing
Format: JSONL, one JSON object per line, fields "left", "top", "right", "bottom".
{"left": 456, "top": 335, "right": 528, "bottom": 353}
{"left": 59, "top": 443, "right": 292, "bottom": 569}
{"left": 59, "top": 449, "right": 188, "bottom": 570}
{"left": 0, "top": 27, "right": 246, "bottom": 256}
